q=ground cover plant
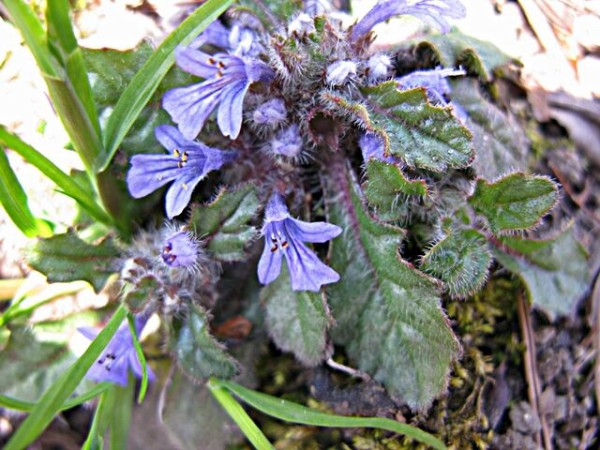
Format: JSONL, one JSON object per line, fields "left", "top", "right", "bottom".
{"left": 0, "top": 0, "right": 594, "bottom": 448}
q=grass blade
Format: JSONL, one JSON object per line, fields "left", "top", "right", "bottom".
{"left": 212, "top": 379, "right": 446, "bottom": 450}
{"left": 0, "top": 126, "right": 113, "bottom": 226}
{"left": 99, "top": 0, "right": 233, "bottom": 171}
{"left": 5, "top": 306, "right": 127, "bottom": 450}
{"left": 46, "top": 0, "right": 101, "bottom": 139}
{"left": 207, "top": 380, "right": 274, "bottom": 450}
{"left": 127, "top": 314, "right": 149, "bottom": 404}
{"left": 0, "top": 383, "right": 112, "bottom": 412}
{"left": 0, "top": 148, "right": 52, "bottom": 238}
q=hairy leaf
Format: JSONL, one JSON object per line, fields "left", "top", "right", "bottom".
{"left": 0, "top": 327, "right": 76, "bottom": 403}
{"left": 411, "top": 30, "right": 514, "bottom": 81}
{"left": 191, "top": 185, "right": 260, "bottom": 261}
{"left": 451, "top": 78, "right": 528, "bottom": 179}
{"left": 262, "top": 264, "right": 331, "bottom": 366}
{"left": 160, "top": 369, "right": 239, "bottom": 449}
{"left": 469, "top": 173, "right": 558, "bottom": 233}
{"left": 421, "top": 229, "right": 491, "bottom": 298}
{"left": 27, "top": 230, "right": 121, "bottom": 292}
{"left": 324, "top": 164, "right": 460, "bottom": 407}
{"left": 364, "top": 159, "right": 427, "bottom": 220}
{"left": 492, "top": 226, "right": 589, "bottom": 318}
{"left": 174, "top": 305, "right": 239, "bottom": 381}
{"left": 361, "top": 82, "right": 474, "bottom": 171}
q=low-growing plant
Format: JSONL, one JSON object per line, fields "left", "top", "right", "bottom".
{"left": 0, "top": 0, "right": 589, "bottom": 448}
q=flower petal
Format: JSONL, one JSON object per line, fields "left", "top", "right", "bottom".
{"left": 127, "top": 154, "right": 180, "bottom": 198}
{"left": 288, "top": 218, "right": 342, "bottom": 243}
{"left": 217, "top": 80, "right": 249, "bottom": 139}
{"left": 154, "top": 125, "right": 188, "bottom": 152}
{"left": 285, "top": 238, "right": 340, "bottom": 291}
{"left": 175, "top": 47, "right": 220, "bottom": 78}
{"left": 165, "top": 173, "right": 203, "bottom": 219}
{"left": 258, "top": 235, "right": 283, "bottom": 285}
{"left": 162, "top": 80, "right": 225, "bottom": 140}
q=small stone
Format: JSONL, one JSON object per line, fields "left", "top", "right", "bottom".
{"left": 510, "top": 401, "right": 541, "bottom": 434}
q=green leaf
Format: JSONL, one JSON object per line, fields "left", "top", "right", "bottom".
{"left": 451, "top": 78, "right": 528, "bottom": 179}
{"left": 46, "top": 0, "right": 101, "bottom": 139}
{"left": 410, "top": 29, "right": 514, "bottom": 81}
{"left": 262, "top": 264, "right": 331, "bottom": 366}
{"left": 27, "top": 230, "right": 121, "bottom": 293}
{"left": 237, "top": 0, "right": 302, "bottom": 26}
{"left": 324, "top": 164, "right": 460, "bottom": 407}
{"left": 0, "top": 148, "right": 52, "bottom": 238}
{"left": 212, "top": 378, "right": 446, "bottom": 450}
{"left": 5, "top": 306, "right": 127, "bottom": 450}
{"left": 469, "top": 173, "right": 558, "bottom": 233}
{"left": 122, "top": 274, "right": 162, "bottom": 314}
{"left": 208, "top": 381, "right": 274, "bottom": 450}
{"left": 191, "top": 185, "right": 260, "bottom": 262}
{"left": 492, "top": 226, "right": 589, "bottom": 318}
{"left": 100, "top": 0, "right": 234, "bottom": 171}
{"left": 0, "top": 383, "right": 110, "bottom": 412}
{"left": 0, "top": 326, "right": 75, "bottom": 403}
{"left": 154, "top": 368, "right": 238, "bottom": 449}
{"left": 0, "top": 126, "right": 112, "bottom": 226}
{"left": 364, "top": 159, "right": 427, "bottom": 219}
{"left": 174, "top": 304, "right": 239, "bottom": 381}
{"left": 360, "top": 82, "right": 474, "bottom": 172}
{"left": 421, "top": 228, "right": 491, "bottom": 298}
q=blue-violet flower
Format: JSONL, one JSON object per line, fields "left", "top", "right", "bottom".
{"left": 359, "top": 132, "right": 397, "bottom": 164}
{"left": 258, "top": 193, "right": 342, "bottom": 292}
{"left": 351, "top": 0, "right": 466, "bottom": 41}
{"left": 79, "top": 314, "right": 154, "bottom": 386}
{"left": 271, "top": 124, "right": 303, "bottom": 158}
{"left": 396, "top": 67, "right": 465, "bottom": 105}
{"left": 253, "top": 98, "right": 287, "bottom": 126}
{"left": 163, "top": 48, "right": 274, "bottom": 140}
{"left": 162, "top": 229, "right": 199, "bottom": 269}
{"left": 127, "top": 125, "right": 237, "bottom": 219}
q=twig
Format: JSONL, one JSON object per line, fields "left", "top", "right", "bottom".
{"left": 517, "top": 293, "right": 553, "bottom": 450}
{"left": 326, "top": 358, "right": 371, "bottom": 381}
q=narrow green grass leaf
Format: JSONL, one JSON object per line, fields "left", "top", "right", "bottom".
{"left": 0, "top": 148, "right": 52, "bottom": 238}
{"left": 213, "top": 379, "right": 446, "bottom": 450}
{"left": 109, "top": 381, "right": 134, "bottom": 449}
{"left": 100, "top": 0, "right": 233, "bottom": 171}
{"left": 5, "top": 306, "right": 127, "bottom": 450}
{"left": 0, "top": 383, "right": 111, "bottom": 412}
{"left": 127, "top": 314, "right": 148, "bottom": 404}
{"left": 207, "top": 380, "right": 274, "bottom": 450}
{"left": 0, "top": 126, "right": 112, "bottom": 226}
{"left": 46, "top": 0, "right": 101, "bottom": 138}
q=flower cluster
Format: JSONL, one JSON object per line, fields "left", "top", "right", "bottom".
{"left": 125, "top": 0, "right": 466, "bottom": 294}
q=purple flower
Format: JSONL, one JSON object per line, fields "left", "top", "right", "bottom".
{"left": 253, "top": 98, "right": 287, "bottom": 126}
{"left": 127, "top": 125, "right": 237, "bottom": 219}
{"left": 304, "top": 0, "right": 330, "bottom": 15}
{"left": 163, "top": 48, "right": 274, "bottom": 140}
{"left": 351, "top": 0, "right": 466, "bottom": 41}
{"left": 162, "top": 229, "right": 199, "bottom": 269}
{"left": 258, "top": 193, "right": 342, "bottom": 292}
{"left": 359, "top": 132, "right": 398, "bottom": 164}
{"left": 271, "top": 124, "right": 303, "bottom": 158}
{"left": 79, "top": 314, "right": 155, "bottom": 386}
{"left": 396, "top": 67, "right": 465, "bottom": 105}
